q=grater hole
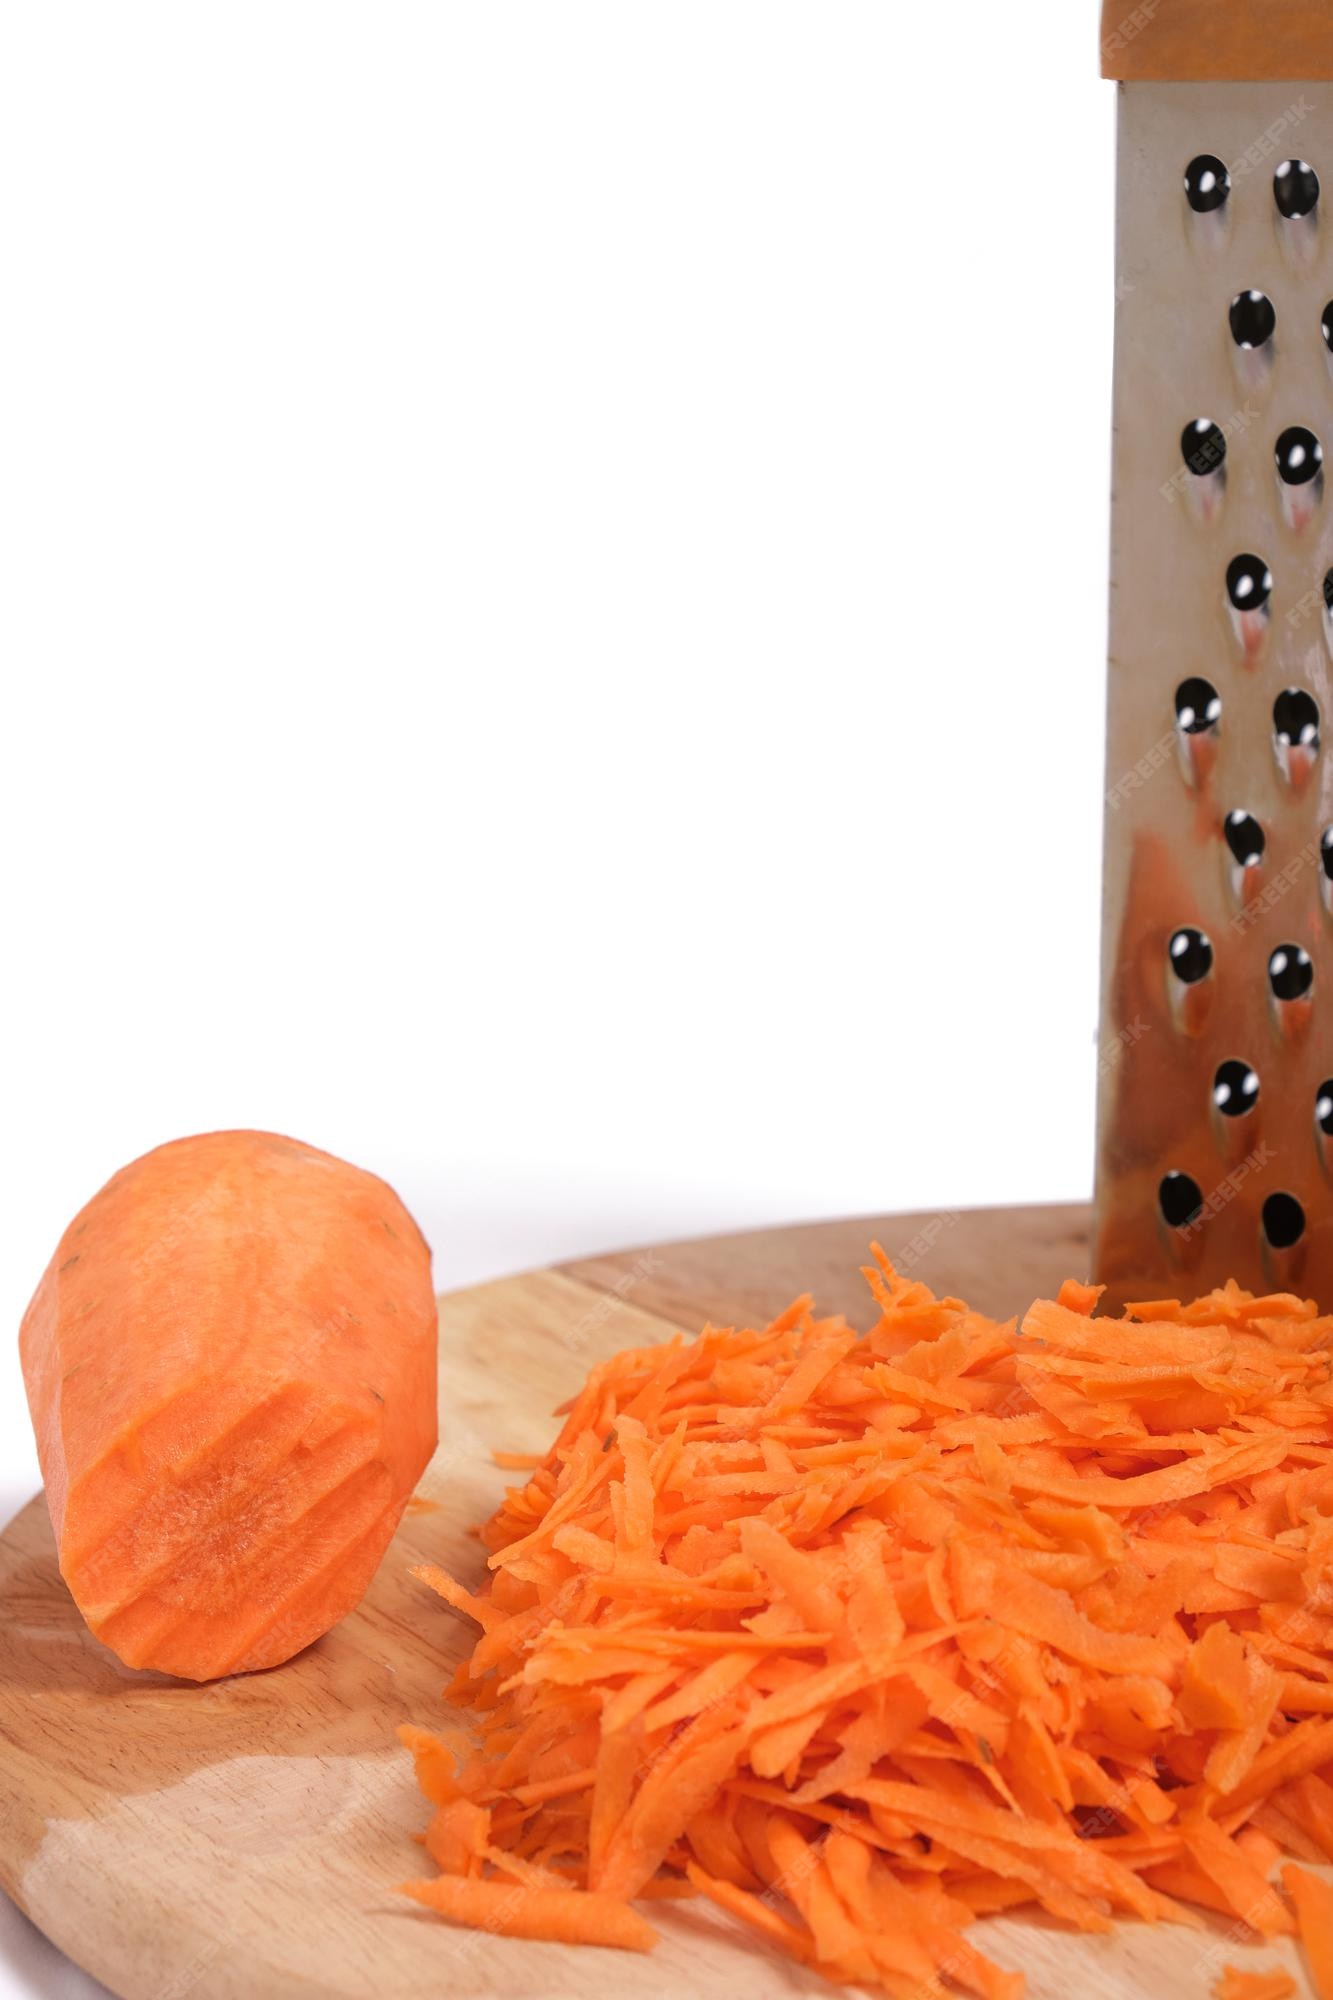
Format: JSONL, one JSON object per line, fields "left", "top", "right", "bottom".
{"left": 1275, "top": 160, "right": 1320, "bottom": 220}
{"left": 1324, "top": 569, "right": 1333, "bottom": 612}
{"left": 1213, "top": 1059, "right": 1260, "bottom": 1118}
{"left": 1177, "top": 677, "right": 1221, "bottom": 734}
{"left": 1323, "top": 826, "right": 1333, "bottom": 879}
{"left": 1318, "top": 1081, "right": 1333, "bottom": 1137}
{"left": 1262, "top": 1191, "right": 1306, "bottom": 1250}
{"left": 1276, "top": 427, "right": 1323, "bottom": 486}
{"left": 1231, "top": 290, "right": 1276, "bottom": 349}
{"left": 1268, "top": 943, "right": 1314, "bottom": 1001}
{"left": 1160, "top": 1171, "right": 1204, "bottom": 1230}
{"left": 1274, "top": 687, "right": 1320, "bottom": 749}
{"left": 1169, "top": 927, "right": 1213, "bottom": 985}
{"left": 1224, "top": 810, "right": 1265, "bottom": 869}
{"left": 1182, "top": 419, "right": 1227, "bottom": 477}
{"left": 1325, "top": 302, "right": 1333, "bottom": 353}
{"left": 1185, "top": 155, "right": 1230, "bottom": 214}
{"left": 1227, "top": 553, "right": 1272, "bottom": 612}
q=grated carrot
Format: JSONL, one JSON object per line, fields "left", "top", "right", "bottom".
{"left": 1214, "top": 1967, "right": 1297, "bottom": 2000}
{"left": 399, "top": 1874, "right": 659, "bottom": 1950}
{"left": 1284, "top": 1864, "right": 1333, "bottom": 1998}
{"left": 396, "top": 1250, "right": 1333, "bottom": 1994}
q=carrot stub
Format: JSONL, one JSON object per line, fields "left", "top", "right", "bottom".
{"left": 21, "top": 1130, "right": 438, "bottom": 1680}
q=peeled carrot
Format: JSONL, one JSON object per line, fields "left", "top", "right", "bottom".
{"left": 399, "top": 1250, "right": 1333, "bottom": 1994}
{"left": 21, "top": 1130, "right": 437, "bottom": 1680}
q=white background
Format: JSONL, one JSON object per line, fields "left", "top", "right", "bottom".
{"left": 0, "top": 5, "right": 1112, "bottom": 1993}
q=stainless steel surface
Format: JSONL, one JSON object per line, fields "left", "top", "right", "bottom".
{"left": 1095, "top": 81, "right": 1333, "bottom": 1305}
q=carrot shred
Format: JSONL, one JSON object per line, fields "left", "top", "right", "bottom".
{"left": 396, "top": 1254, "right": 1333, "bottom": 1994}
{"left": 398, "top": 1875, "right": 659, "bottom": 1950}
{"left": 1214, "top": 1968, "right": 1297, "bottom": 2000}
{"left": 1277, "top": 1776, "right": 1333, "bottom": 1862}
{"left": 1284, "top": 1864, "right": 1333, "bottom": 1998}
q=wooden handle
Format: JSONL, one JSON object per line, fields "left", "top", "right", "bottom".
{"left": 1102, "top": 0, "right": 1333, "bottom": 81}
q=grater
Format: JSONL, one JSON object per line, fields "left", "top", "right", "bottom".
{"left": 1093, "top": 3, "right": 1333, "bottom": 1306}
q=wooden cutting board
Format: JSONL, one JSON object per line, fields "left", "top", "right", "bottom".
{"left": 0, "top": 1203, "right": 1317, "bottom": 1999}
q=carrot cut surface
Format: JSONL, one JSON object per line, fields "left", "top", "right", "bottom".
{"left": 400, "top": 1250, "right": 1333, "bottom": 1995}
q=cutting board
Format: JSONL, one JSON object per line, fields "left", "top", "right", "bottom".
{"left": 0, "top": 1203, "right": 1317, "bottom": 1999}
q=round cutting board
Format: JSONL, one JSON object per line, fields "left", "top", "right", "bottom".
{"left": 0, "top": 1204, "right": 1317, "bottom": 1999}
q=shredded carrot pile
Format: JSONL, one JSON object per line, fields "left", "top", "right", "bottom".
{"left": 399, "top": 1249, "right": 1333, "bottom": 1998}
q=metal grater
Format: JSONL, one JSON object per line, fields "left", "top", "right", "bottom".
{"left": 1094, "top": 11, "right": 1333, "bottom": 1308}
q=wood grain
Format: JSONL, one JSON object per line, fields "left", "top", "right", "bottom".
{"left": 0, "top": 1204, "right": 1317, "bottom": 1999}
{"left": 562, "top": 1201, "right": 1093, "bottom": 1329}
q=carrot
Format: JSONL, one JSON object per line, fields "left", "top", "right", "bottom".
{"left": 1182, "top": 1621, "right": 1252, "bottom": 1730}
{"left": 21, "top": 1130, "right": 437, "bottom": 1680}
{"left": 398, "top": 1250, "right": 1333, "bottom": 1993}
{"left": 1284, "top": 1865, "right": 1333, "bottom": 1998}
{"left": 1182, "top": 1820, "right": 1292, "bottom": 1937}
{"left": 399, "top": 1876, "right": 659, "bottom": 1950}
{"left": 1277, "top": 1777, "right": 1333, "bottom": 1861}
{"left": 1214, "top": 1969, "right": 1297, "bottom": 2000}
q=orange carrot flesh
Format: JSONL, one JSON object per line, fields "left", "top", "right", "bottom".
{"left": 1214, "top": 1968, "right": 1297, "bottom": 2000}
{"left": 21, "top": 1130, "right": 437, "bottom": 1680}
{"left": 399, "top": 1251, "right": 1333, "bottom": 1994}
{"left": 399, "top": 1876, "right": 659, "bottom": 1950}
{"left": 1284, "top": 1865, "right": 1333, "bottom": 1998}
